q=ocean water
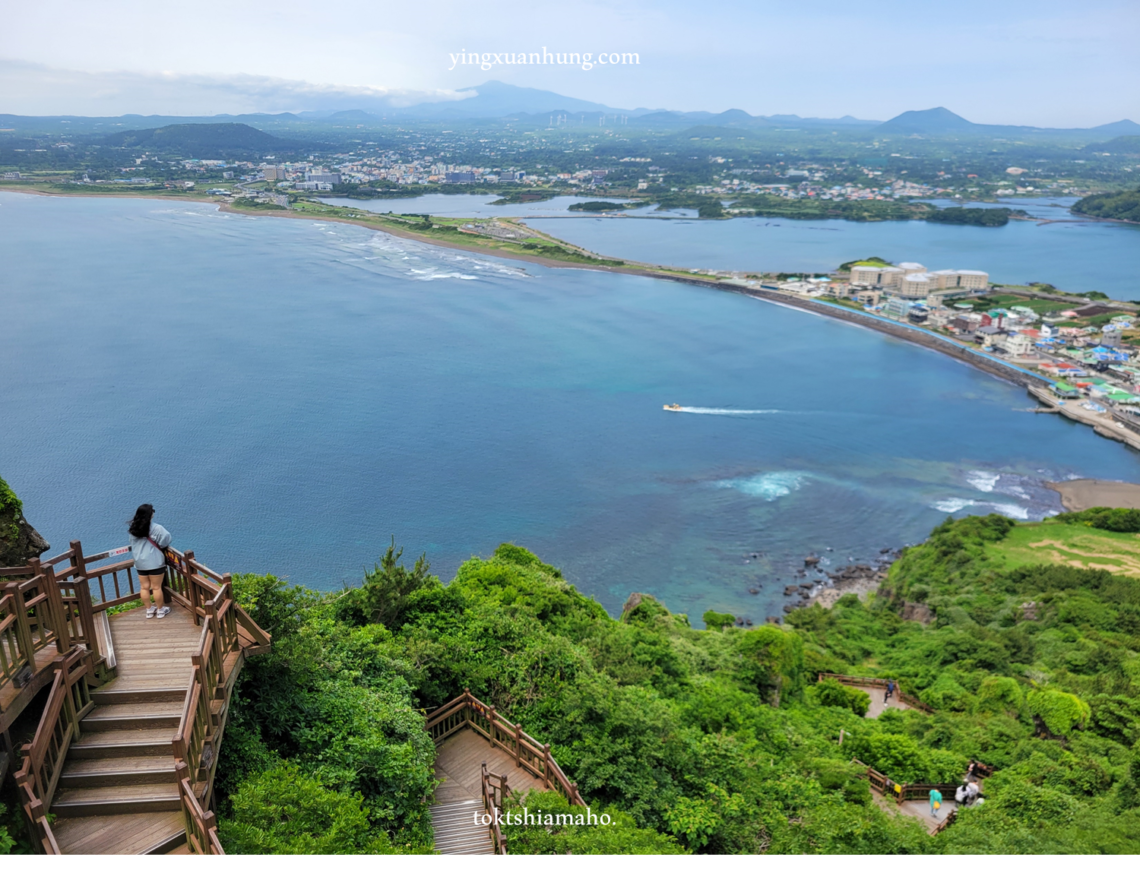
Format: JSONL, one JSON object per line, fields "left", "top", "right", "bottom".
{"left": 2, "top": 192, "right": 1139, "bottom": 623}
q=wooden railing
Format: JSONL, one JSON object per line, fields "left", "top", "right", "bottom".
{"left": 818, "top": 672, "right": 935, "bottom": 714}
{"left": 0, "top": 575, "right": 64, "bottom": 690}
{"left": 481, "top": 763, "right": 509, "bottom": 855}
{"left": 13, "top": 648, "right": 95, "bottom": 855}
{"left": 177, "top": 761, "right": 225, "bottom": 855}
{"left": 851, "top": 758, "right": 991, "bottom": 809}
{"left": 5, "top": 540, "right": 269, "bottom": 695}
{"left": 425, "top": 689, "right": 585, "bottom": 808}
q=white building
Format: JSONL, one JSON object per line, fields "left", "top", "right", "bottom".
{"left": 849, "top": 265, "right": 904, "bottom": 288}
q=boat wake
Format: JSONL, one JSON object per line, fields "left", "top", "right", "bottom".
{"left": 673, "top": 407, "right": 787, "bottom": 415}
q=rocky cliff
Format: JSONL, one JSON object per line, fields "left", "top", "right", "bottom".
{"left": 0, "top": 476, "right": 49, "bottom": 567}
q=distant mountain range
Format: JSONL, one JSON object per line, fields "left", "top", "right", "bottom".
{"left": 875, "top": 106, "right": 1140, "bottom": 138}
{"left": 1, "top": 84, "right": 1135, "bottom": 139}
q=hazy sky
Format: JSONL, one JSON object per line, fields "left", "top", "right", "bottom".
{"left": 3, "top": 0, "right": 1138, "bottom": 125}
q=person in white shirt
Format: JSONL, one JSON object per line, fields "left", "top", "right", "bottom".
{"left": 128, "top": 503, "right": 173, "bottom": 619}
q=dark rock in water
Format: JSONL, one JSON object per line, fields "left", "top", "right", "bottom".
{"left": 735, "top": 616, "right": 745, "bottom": 626}
{"left": 880, "top": 548, "right": 893, "bottom": 554}
{"left": 784, "top": 585, "right": 800, "bottom": 595}
{"left": 826, "top": 547, "right": 833, "bottom": 551}
{"left": 766, "top": 616, "right": 782, "bottom": 625}
{"left": 748, "top": 587, "right": 760, "bottom": 595}
{"left": 804, "top": 555, "right": 821, "bottom": 567}
{"left": 783, "top": 603, "right": 801, "bottom": 613}
{"left": 0, "top": 477, "right": 50, "bottom": 567}
{"left": 744, "top": 618, "right": 753, "bottom": 626}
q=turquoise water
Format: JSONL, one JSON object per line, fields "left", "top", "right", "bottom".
{"left": 2, "top": 192, "right": 1139, "bottom": 622}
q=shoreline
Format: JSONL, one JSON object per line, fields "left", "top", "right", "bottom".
{"left": 1046, "top": 478, "right": 1140, "bottom": 512}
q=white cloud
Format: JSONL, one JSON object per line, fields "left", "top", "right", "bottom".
{"left": 0, "top": 58, "right": 469, "bottom": 116}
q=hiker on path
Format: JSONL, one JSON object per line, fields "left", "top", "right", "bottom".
{"left": 884, "top": 680, "right": 896, "bottom": 703}
{"left": 929, "top": 787, "right": 943, "bottom": 818}
{"left": 128, "top": 503, "right": 172, "bottom": 619}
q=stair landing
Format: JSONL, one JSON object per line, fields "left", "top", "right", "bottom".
{"left": 430, "top": 728, "right": 548, "bottom": 855}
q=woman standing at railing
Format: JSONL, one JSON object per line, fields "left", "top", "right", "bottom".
{"left": 128, "top": 503, "right": 172, "bottom": 619}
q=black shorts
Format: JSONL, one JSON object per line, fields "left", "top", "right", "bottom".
{"left": 137, "top": 566, "right": 166, "bottom": 577}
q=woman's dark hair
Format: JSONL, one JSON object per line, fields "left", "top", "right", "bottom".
{"left": 128, "top": 504, "right": 155, "bottom": 538}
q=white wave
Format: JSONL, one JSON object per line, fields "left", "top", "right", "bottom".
{"left": 931, "top": 498, "right": 1029, "bottom": 519}
{"left": 714, "top": 471, "right": 808, "bottom": 501}
{"left": 675, "top": 407, "right": 786, "bottom": 415}
{"left": 965, "top": 470, "right": 1000, "bottom": 492}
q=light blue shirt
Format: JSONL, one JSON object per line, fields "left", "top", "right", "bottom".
{"left": 130, "top": 523, "right": 171, "bottom": 572}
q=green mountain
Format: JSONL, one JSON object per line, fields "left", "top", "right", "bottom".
{"left": 98, "top": 122, "right": 304, "bottom": 157}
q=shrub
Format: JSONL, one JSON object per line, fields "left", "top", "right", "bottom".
{"left": 219, "top": 764, "right": 410, "bottom": 854}
{"left": 1027, "top": 688, "right": 1091, "bottom": 737}
{"left": 812, "top": 679, "right": 870, "bottom": 717}
{"left": 502, "top": 791, "right": 684, "bottom": 854}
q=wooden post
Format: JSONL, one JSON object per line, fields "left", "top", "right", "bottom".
{"left": 69, "top": 541, "right": 87, "bottom": 580}
{"left": 514, "top": 723, "right": 522, "bottom": 767}
{"left": 500, "top": 774, "right": 508, "bottom": 809}
{"left": 9, "top": 572, "right": 37, "bottom": 671}
{"left": 40, "top": 564, "right": 72, "bottom": 652}
{"left": 184, "top": 551, "right": 200, "bottom": 624}
{"left": 571, "top": 782, "right": 580, "bottom": 806}
{"left": 488, "top": 706, "right": 496, "bottom": 744}
{"left": 543, "top": 743, "right": 551, "bottom": 788}
{"left": 72, "top": 578, "right": 96, "bottom": 653}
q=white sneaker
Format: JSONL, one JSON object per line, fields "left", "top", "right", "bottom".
{"left": 146, "top": 606, "right": 156, "bottom": 618}
{"left": 156, "top": 607, "right": 171, "bottom": 618}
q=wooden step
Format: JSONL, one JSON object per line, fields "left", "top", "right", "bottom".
{"left": 80, "top": 702, "right": 182, "bottom": 733}
{"left": 51, "top": 782, "right": 181, "bottom": 816}
{"left": 91, "top": 686, "right": 186, "bottom": 706}
{"left": 52, "top": 811, "right": 186, "bottom": 855}
{"left": 68, "top": 728, "right": 175, "bottom": 759}
{"left": 59, "top": 756, "right": 177, "bottom": 788}
{"left": 431, "top": 800, "right": 493, "bottom": 855}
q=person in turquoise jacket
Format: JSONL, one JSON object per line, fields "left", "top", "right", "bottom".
{"left": 929, "top": 787, "right": 943, "bottom": 818}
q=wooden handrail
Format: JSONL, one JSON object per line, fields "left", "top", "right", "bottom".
{"left": 481, "top": 763, "right": 509, "bottom": 855}
{"left": 425, "top": 690, "right": 585, "bottom": 808}
{"left": 176, "top": 761, "right": 225, "bottom": 855}
{"left": 13, "top": 647, "right": 94, "bottom": 854}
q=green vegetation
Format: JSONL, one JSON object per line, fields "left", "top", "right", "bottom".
{"left": 787, "top": 513, "right": 1140, "bottom": 852}
{"left": 1073, "top": 187, "right": 1140, "bottom": 223}
{"left": 569, "top": 200, "right": 630, "bottom": 212}
{"left": 489, "top": 191, "right": 555, "bottom": 205}
{"left": 206, "top": 511, "right": 1140, "bottom": 854}
{"left": 925, "top": 207, "right": 1013, "bottom": 227}
{"left": 839, "top": 256, "right": 893, "bottom": 271}
{"left": 0, "top": 475, "right": 22, "bottom": 543}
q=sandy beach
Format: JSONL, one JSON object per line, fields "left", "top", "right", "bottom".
{"left": 1047, "top": 479, "right": 1140, "bottom": 511}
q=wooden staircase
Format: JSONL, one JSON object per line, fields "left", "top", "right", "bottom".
{"left": 47, "top": 605, "right": 204, "bottom": 853}
{"left": 6, "top": 540, "right": 271, "bottom": 855}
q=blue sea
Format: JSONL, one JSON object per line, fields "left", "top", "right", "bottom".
{"left": 3, "top": 192, "right": 1139, "bottom": 622}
